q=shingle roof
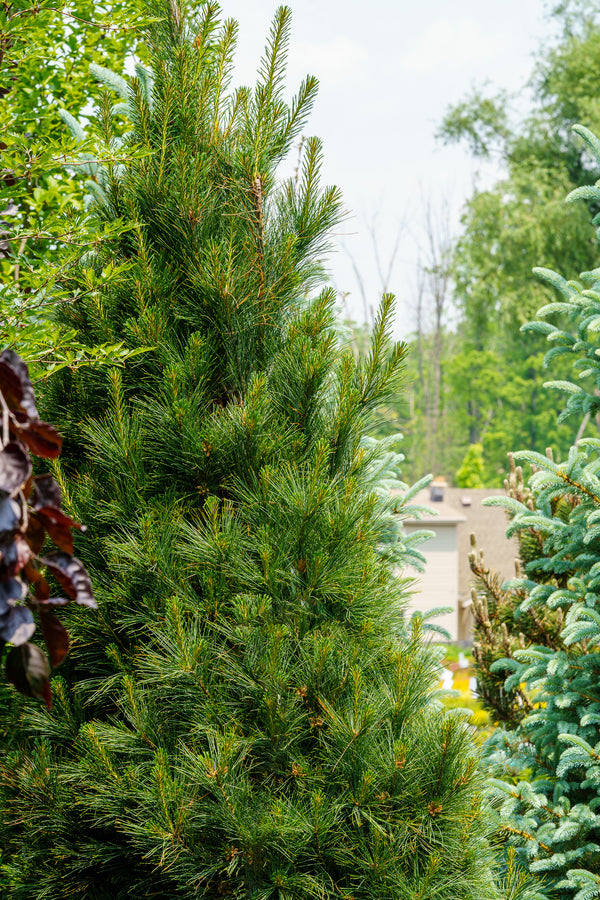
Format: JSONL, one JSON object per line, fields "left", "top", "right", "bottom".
{"left": 398, "top": 494, "right": 466, "bottom": 525}
{"left": 401, "top": 487, "right": 519, "bottom": 603}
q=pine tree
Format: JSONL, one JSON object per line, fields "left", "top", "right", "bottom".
{"left": 469, "top": 453, "right": 566, "bottom": 727}
{"left": 475, "top": 124, "right": 600, "bottom": 899}
{"left": 0, "top": 3, "right": 502, "bottom": 897}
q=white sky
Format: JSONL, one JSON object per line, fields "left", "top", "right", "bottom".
{"left": 219, "top": 0, "right": 554, "bottom": 335}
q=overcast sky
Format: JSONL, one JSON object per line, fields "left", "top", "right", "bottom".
{"left": 217, "top": 0, "right": 554, "bottom": 335}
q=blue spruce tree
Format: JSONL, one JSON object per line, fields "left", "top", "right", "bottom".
{"left": 481, "top": 124, "right": 600, "bottom": 900}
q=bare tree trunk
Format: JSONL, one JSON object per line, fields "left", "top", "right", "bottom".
{"left": 367, "top": 212, "right": 405, "bottom": 295}
{"left": 341, "top": 212, "right": 407, "bottom": 327}
{"left": 413, "top": 262, "right": 433, "bottom": 468}
{"left": 417, "top": 194, "right": 453, "bottom": 475}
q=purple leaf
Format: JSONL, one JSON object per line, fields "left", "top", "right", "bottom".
{"left": 0, "top": 577, "right": 26, "bottom": 614}
{"left": 36, "top": 507, "right": 85, "bottom": 554}
{"left": 39, "top": 610, "right": 70, "bottom": 667}
{"left": 16, "top": 419, "right": 62, "bottom": 460}
{"left": 25, "top": 513, "right": 45, "bottom": 555}
{"left": 35, "top": 597, "right": 69, "bottom": 608}
{"left": 0, "top": 605, "right": 35, "bottom": 645}
{"left": 0, "top": 350, "right": 38, "bottom": 419}
{"left": 42, "top": 552, "right": 96, "bottom": 607}
{"left": 0, "top": 497, "right": 19, "bottom": 536}
{"left": 0, "top": 534, "right": 32, "bottom": 577}
{"left": 32, "top": 475, "right": 62, "bottom": 509}
{"left": 0, "top": 441, "right": 32, "bottom": 495}
{"left": 5, "top": 642, "right": 50, "bottom": 702}
{"left": 38, "top": 519, "right": 74, "bottom": 554}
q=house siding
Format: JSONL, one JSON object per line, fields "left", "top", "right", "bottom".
{"left": 404, "top": 522, "right": 460, "bottom": 641}
{"left": 397, "top": 487, "right": 519, "bottom": 643}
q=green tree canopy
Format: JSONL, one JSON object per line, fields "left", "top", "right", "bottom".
{"left": 456, "top": 443, "right": 485, "bottom": 489}
{"left": 0, "top": 0, "right": 148, "bottom": 374}
{"left": 398, "top": 2, "right": 600, "bottom": 488}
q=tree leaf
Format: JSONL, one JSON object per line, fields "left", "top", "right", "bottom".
{"left": 23, "top": 560, "right": 50, "bottom": 600}
{"left": 0, "top": 497, "right": 20, "bottom": 537}
{"left": 36, "top": 506, "right": 85, "bottom": 554}
{"left": 0, "top": 442, "right": 32, "bottom": 495}
{"left": 33, "top": 576, "right": 51, "bottom": 602}
{"left": 41, "top": 680, "right": 52, "bottom": 710}
{"left": 39, "top": 519, "right": 74, "bottom": 554}
{"left": 42, "top": 552, "right": 95, "bottom": 607}
{"left": 36, "top": 596, "right": 69, "bottom": 608}
{"left": 32, "top": 474, "right": 61, "bottom": 509}
{"left": 39, "top": 609, "right": 69, "bottom": 666}
{"left": 5, "top": 642, "right": 50, "bottom": 703}
{"left": 36, "top": 507, "right": 83, "bottom": 529}
{"left": 0, "top": 605, "right": 35, "bottom": 645}
{"left": 25, "top": 513, "right": 46, "bottom": 554}
{"left": 0, "top": 576, "right": 26, "bottom": 614}
{"left": 0, "top": 533, "right": 32, "bottom": 577}
{"left": 15, "top": 418, "right": 62, "bottom": 459}
{"left": 0, "top": 350, "right": 38, "bottom": 418}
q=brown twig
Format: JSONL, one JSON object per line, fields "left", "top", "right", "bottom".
{"left": 12, "top": 234, "right": 26, "bottom": 285}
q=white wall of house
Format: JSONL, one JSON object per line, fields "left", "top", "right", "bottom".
{"left": 403, "top": 521, "right": 460, "bottom": 641}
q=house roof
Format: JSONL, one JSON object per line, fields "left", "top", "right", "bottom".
{"left": 391, "top": 489, "right": 466, "bottom": 525}
{"left": 400, "top": 487, "right": 519, "bottom": 601}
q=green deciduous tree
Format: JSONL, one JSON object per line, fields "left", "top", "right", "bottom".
{"left": 456, "top": 443, "right": 485, "bottom": 489}
{"left": 0, "top": 0, "right": 149, "bottom": 374}
{"left": 0, "top": 3, "right": 502, "bottom": 898}
{"left": 398, "top": 3, "right": 600, "bottom": 487}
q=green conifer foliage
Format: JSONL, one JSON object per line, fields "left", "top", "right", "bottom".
{"left": 0, "top": 4, "right": 501, "bottom": 897}
{"left": 479, "top": 124, "right": 600, "bottom": 899}
{"left": 469, "top": 453, "right": 565, "bottom": 727}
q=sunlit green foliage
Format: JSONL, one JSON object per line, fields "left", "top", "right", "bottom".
{"left": 0, "top": 3, "right": 503, "bottom": 898}
{"left": 456, "top": 443, "right": 485, "bottom": 489}
{"left": 400, "top": 4, "right": 600, "bottom": 486}
{"left": 0, "top": 0, "right": 150, "bottom": 375}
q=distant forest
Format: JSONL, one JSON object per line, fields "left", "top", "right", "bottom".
{"left": 365, "top": 1, "right": 600, "bottom": 487}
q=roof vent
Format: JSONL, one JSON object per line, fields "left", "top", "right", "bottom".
{"left": 429, "top": 476, "right": 447, "bottom": 502}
